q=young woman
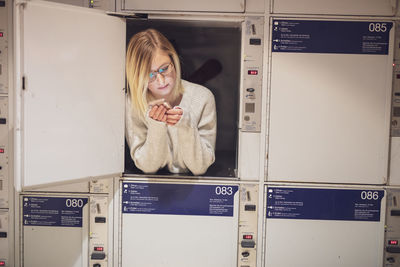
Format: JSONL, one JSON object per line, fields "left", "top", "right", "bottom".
{"left": 125, "top": 29, "right": 217, "bottom": 175}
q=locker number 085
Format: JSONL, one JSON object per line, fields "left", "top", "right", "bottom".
{"left": 360, "top": 191, "right": 379, "bottom": 200}
{"left": 215, "top": 186, "right": 233, "bottom": 195}
{"left": 369, "top": 23, "right": 388, "bottom": 32}
{"left": 65, "top": 198, "right": 84, "bottom": 208}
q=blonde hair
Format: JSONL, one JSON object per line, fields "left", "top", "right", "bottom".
{"left": 126, "top": 29, "right": 184, "bottom": 116}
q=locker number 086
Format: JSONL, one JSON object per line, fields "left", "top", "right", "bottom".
{"left": 360, "top": 191, "right": 379, "bottom": 200}
{"left": 215, "top": 186, "right": 233, "bottom": 195}
{"left": 65, "top": 198, "right": 84, "bottom": 208}
{"left": 369, "top": 23, "right": 388, "bottom": 32}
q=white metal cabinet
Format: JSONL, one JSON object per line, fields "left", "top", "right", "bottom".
{"left": 21, "top": 194, "right": 110, "bottom": 267}
{"left": 271, "top": 0, "right": 396, "bottom": 16}
{"left": 14, "top": 0, "right": 125, "bottom": 190}
{"left": 384, "top": 188, "right": 400, "bottom": 267}
{"left": 390, "top": 138, "right": 400, "bottom": 186}
{"left": 21, "top": 195, "right": 90, "bottom": 267}
{"left": 267, "top": 18, "right": 394, "bottom": 184}
{"left": 119, "top": 180, "right": 240, "bottom": 267}
{"left": 0, "top": 210, "right": 9, "bottom": 267}
{"left": 263, "top": 184, "right": 386, "bottom": 267}
{"left": 0, "top": 97, "right": 8, "bottom": 208}
{"left": 119, "top": 0, "right": 245, "bottom": 13}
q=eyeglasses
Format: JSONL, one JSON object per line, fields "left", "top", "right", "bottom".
{"left": 149, "top": 62, "right": 174, "bottom": 83}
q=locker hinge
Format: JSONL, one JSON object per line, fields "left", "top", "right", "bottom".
{"left": 15, "top": 0, "right": 28, "bottom": 7}
{"left": 391, "top": 0, "right": 398, "bottom": 15}
{"left": 22, "top": 76, "right": 25, "bottom": 90}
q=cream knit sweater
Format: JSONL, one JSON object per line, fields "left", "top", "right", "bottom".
{"left": 125, "top": 80, "right": 217, "bottom": 175}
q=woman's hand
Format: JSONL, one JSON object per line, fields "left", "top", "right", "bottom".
{"left": 166, "top": 107, "right": 183, "bottom": 126}
{"left": 149, "top": 104, "right": 168, "bottom": 122}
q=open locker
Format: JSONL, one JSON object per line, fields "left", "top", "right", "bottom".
{"left": 14, "top": 0, "right": 126, "bottom": 190}
{"left": 123, "top": 18, "right": 242, "bottom": 178}
{"left": 14, "top": 0, "right": 265, "bottom": 191}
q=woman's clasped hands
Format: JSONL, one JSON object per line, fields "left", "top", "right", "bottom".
{"left": 148, "top": 99, "right": 183, "bottom": 126}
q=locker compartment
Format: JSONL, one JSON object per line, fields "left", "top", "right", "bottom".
{"left": 45, "top": 0, "right": 113, "bottom": 10}
{"left": 15, "top": 1, "right": 265, "bottom": 189}
{"left": 123, "top": 19, "right": 242, "bottom": 178}
{"left": 263, "top": 184, "right": 386, "bottom": 267}
{"left": 21, "top": 194, "right": 109, "bottom": 267}
{"left": 119, "top": 0, "right": 245, "bottom": 13}
{"left": 267, "top": 18, "right": 393, "bottom": 184}
{"left": 118, "top": 179, "right": 258, "bottom": 267}
{"left": 0, "top": 1, "right": 8, "bottom": 94}
{"left": 391, "top": 54, "right": 400, "bottom": 186}
{"left": 0, "top": 210, "right": 9, "bottom": 267}
{"left": 390, "top": 138, "right": 400, "bottom": 186}
{"left": 0, "top": 97, "right": 7, "bottom": 208}
{"left": 384, "top": 188, "right": 400, "bottom": 267}
{"left": 271, "top": 0, "right": 396, "bottom": 16}
{"left": 122, "top": 16, "right": 264, "bottom": 180}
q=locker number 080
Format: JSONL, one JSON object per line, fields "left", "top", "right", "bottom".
{"left": 360, "top": 191, "right": 379, "bottom": 200}
{"left": 369, "top": 23, "right": 388, "bottom": 32}
{"left": 65, "top": 198, "right": 84, "bottom": 208}
{"left": 215, "top": 186, "right": 233, "bottom": 195}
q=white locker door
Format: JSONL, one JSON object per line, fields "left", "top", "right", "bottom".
{"left": 14, "top": 0, "right": 126, "bottom": 190}
{"left": 267, "top": 19, "right": 393, "bottom": 184}
{"left": 272, "top": 0, "right": 395, "bottom": 16}
{"left": 390, "top": 137, "right": 400, "bottom": 185}
{"left": 264, "top": 185, "right": 386, "bottom": 267}
{"left": 122, "top": 0, "right": 245, "bottom": 12}
{"left": 22, "top": 195, "right": 89, "bottom": 267}
{"left": 120, "top": 181, "right": 239, "bottom": 267}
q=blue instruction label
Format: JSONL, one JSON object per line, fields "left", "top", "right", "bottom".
{"left": 266, "top": 187, "right": 384, "bottom": 221}
{"left": 23, "top": 196, "right": 88, "bottom": 227}
{"left": 272, "top": 20, "right": 392, "bottom": 54}
{"left": 122, "top": 183, "right": 238, "bottom": 217}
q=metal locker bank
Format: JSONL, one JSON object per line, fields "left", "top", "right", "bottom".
{"left": 0, "top": 0, "right": 400, "bottom": 266}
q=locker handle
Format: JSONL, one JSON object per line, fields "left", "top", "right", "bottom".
{"left": 91, "top": 252, "right": 106, "bottom": 260}
{"left": 95, "top": 216, "right": 106, "bottom": 223}
{"left": 386, "top": 247, "right": 400, "bottom": 253}
{"left": 391, "top": 210, "right": 400, "bottom": 216}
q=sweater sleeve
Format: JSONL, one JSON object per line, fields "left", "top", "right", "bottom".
{"left": 175, "top": 91, "right": 217, "bottom": 175}
{"left": 125, "top": 98, "right": 170, "bottom": 173}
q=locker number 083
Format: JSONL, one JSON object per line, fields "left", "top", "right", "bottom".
{"left": 360, "top": 191, "right": 379, "bottom": 200}
{"left": 215, "top": 186, "right": 233, "bottom": 195}
{"left": 369, "top": 23, "right": 388, "bottom": 32}
{"left": 65, "top": 198, "right": 84, "bottom": 208}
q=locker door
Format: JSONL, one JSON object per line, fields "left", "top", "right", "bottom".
{"left": 22, "top": 195, "right": 89, "bottom": 267}
{"left": 14, "top": 0, "right": 126, "bottom": 190}
{"left": 272, "top": 0, "right": 395, "bottom": 16}
{"left": 121, "top": 0, "right": 245, "bottom": 12}
{"left": 267, "top": 19, "right": 394, "bottom": 184}
{"left": 264, "top": 185, "right": 386, "bottom": 267}
{"left": 120, "top": 181, "right": 239, "bottom": 267}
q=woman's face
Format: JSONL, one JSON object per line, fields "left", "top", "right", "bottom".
{"left": 147, "top": 50, "right": 176, "bottom": 101}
